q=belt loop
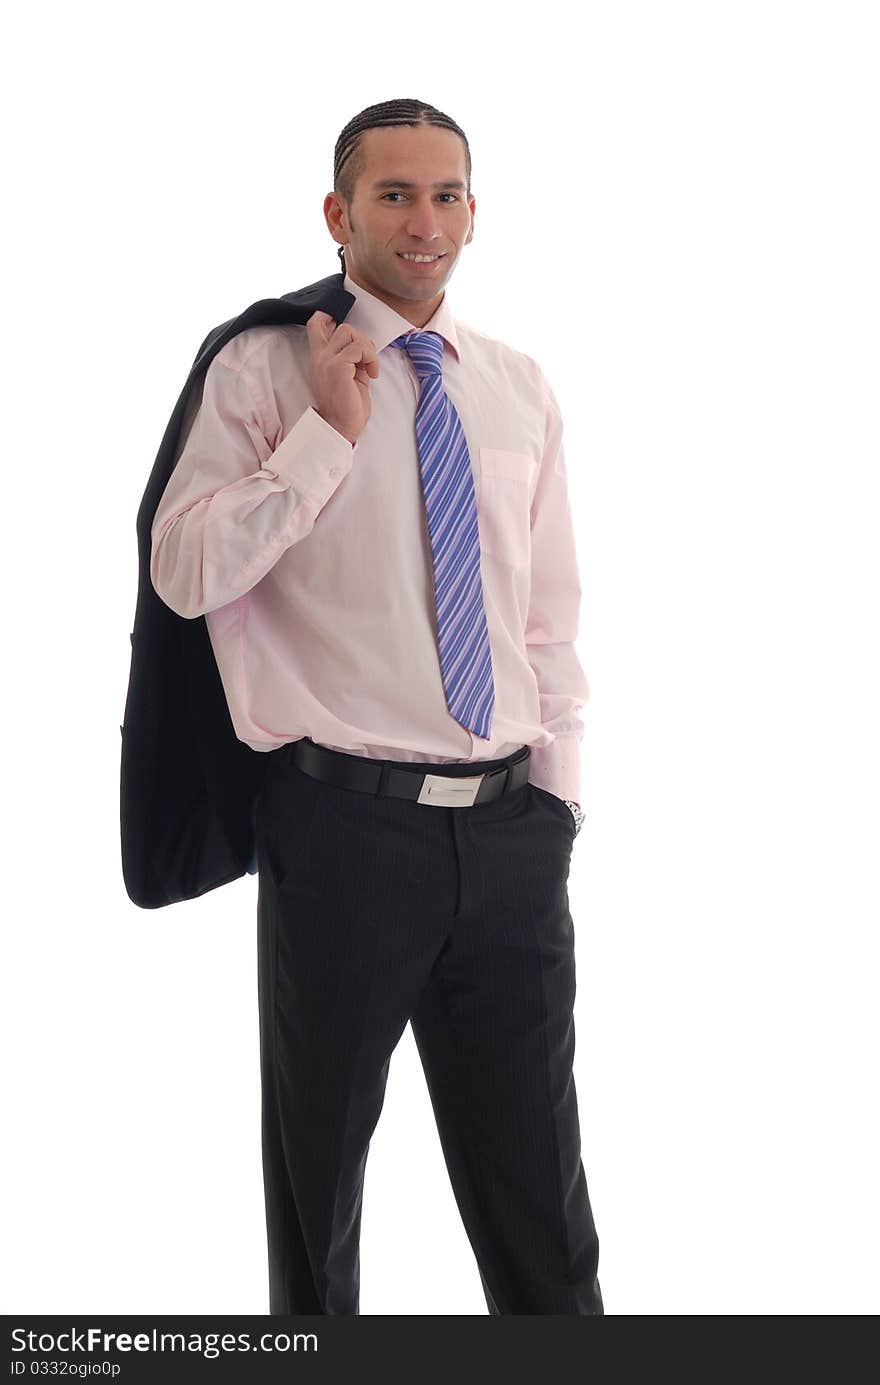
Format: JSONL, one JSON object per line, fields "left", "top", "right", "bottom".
{"left": 376, "top": 761, "right": 391, "bottom": 797}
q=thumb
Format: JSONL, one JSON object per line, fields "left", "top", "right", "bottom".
{"left": 307, "top": 310, "right": 336, "bottom": 341}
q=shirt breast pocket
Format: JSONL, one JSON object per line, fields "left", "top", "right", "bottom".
{"left": 476, "top": 448, "right": 538, "bottom": 568}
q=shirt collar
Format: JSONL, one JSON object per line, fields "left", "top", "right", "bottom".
{"left": 343, "top": 271, "right": 461, "bottom": 363}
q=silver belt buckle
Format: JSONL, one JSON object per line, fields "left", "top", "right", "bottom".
{"left": 416, "top": 772, "right": 484, "bottom": 807}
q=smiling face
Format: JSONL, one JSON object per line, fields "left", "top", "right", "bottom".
{"left": 325, "top": 123, "right": 475, "bottom": 327}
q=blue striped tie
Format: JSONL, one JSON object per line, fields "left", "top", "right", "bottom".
{"left": 389, "top": 329, "right": 495, "bottom": 739}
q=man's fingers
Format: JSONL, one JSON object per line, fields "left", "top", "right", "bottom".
{"left": 307, "top": 312, "right": 378, "bottom": 369}
{"left": 333, "top": 336, "right": 379, "bottom": 368}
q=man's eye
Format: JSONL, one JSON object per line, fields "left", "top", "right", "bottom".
{"left": 382, "top": 192, "right": 458, "bottom": 202}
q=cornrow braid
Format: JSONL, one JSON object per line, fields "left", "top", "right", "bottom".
{"left": 333, "top": 98, "right": 471, "bottom": 273}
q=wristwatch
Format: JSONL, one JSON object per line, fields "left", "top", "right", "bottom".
{"left": 563, "top": 799, "right": 586, "bottom": 836}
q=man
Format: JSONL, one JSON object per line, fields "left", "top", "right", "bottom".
{"left": 150, "top": 97, "right": 603, "bottom": 1315}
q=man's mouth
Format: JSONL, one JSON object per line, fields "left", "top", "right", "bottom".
{"left": 397, "top": 252, "right": 446, "bottom": 265}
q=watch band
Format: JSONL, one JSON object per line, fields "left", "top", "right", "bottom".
{"left": 563, "top": 799, "right": 586, "bottom": 836}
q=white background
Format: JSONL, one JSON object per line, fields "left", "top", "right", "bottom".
{"left": 2, "top": 0, "right": 878, "bottom": 1316}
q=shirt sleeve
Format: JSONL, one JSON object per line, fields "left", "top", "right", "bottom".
{"left": 150, "top": 354, "right": 356, "bottom": 619}
{"left": 524, "top": 369, "right": 591, "bottom": 804}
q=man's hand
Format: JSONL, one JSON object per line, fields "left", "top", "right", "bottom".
{"left": 306, "top": 311, "right": 380, "bottom": 446}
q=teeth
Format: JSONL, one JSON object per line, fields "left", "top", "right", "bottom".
{"left": 400, "top": 252, "right": 441, "bottom": 262}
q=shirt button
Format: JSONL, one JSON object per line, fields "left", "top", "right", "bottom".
{"left": 329, "top": 466, "right": 341, "bottom": 478}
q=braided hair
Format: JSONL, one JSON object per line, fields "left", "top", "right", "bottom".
{"left": 333, "top": 98, "right": 471, "bottom": 274}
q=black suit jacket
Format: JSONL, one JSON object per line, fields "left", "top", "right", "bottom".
{"left": 120, "top": 270, "right": 356, "bottom": 909}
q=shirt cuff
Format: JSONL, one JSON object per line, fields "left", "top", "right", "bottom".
{"left": 266, "top": 405, "right": 357, "bottom": 504}
{"left": 527, "top": 739, "right": 581, "bottom": 804}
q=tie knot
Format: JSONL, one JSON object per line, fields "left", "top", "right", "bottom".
{"left": 389, "top": 329, "right": 445, "bottom": 379}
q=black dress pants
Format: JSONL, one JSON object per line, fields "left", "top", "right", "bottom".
{"left": 254, "top": 740, "right": 604, "bottom": 1315}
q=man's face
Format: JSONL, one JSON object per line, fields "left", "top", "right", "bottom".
{"left": 325, "top": 123, "right": 475, "bottom": 325}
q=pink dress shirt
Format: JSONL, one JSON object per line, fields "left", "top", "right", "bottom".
{"left": 150, "top": 272, "right": 590, "bottom": 803}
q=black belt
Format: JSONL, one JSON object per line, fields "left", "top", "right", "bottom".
{"left": 287, "top": 737, "right": 531, "bottom": 808}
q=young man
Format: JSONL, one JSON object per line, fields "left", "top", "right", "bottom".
{"left": 150, "top": 98, "right": 603, "bottom": 1315}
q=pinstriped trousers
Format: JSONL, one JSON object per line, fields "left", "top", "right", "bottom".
{"left": 255, "top": 742, "right": 604, "bottom": 1315}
